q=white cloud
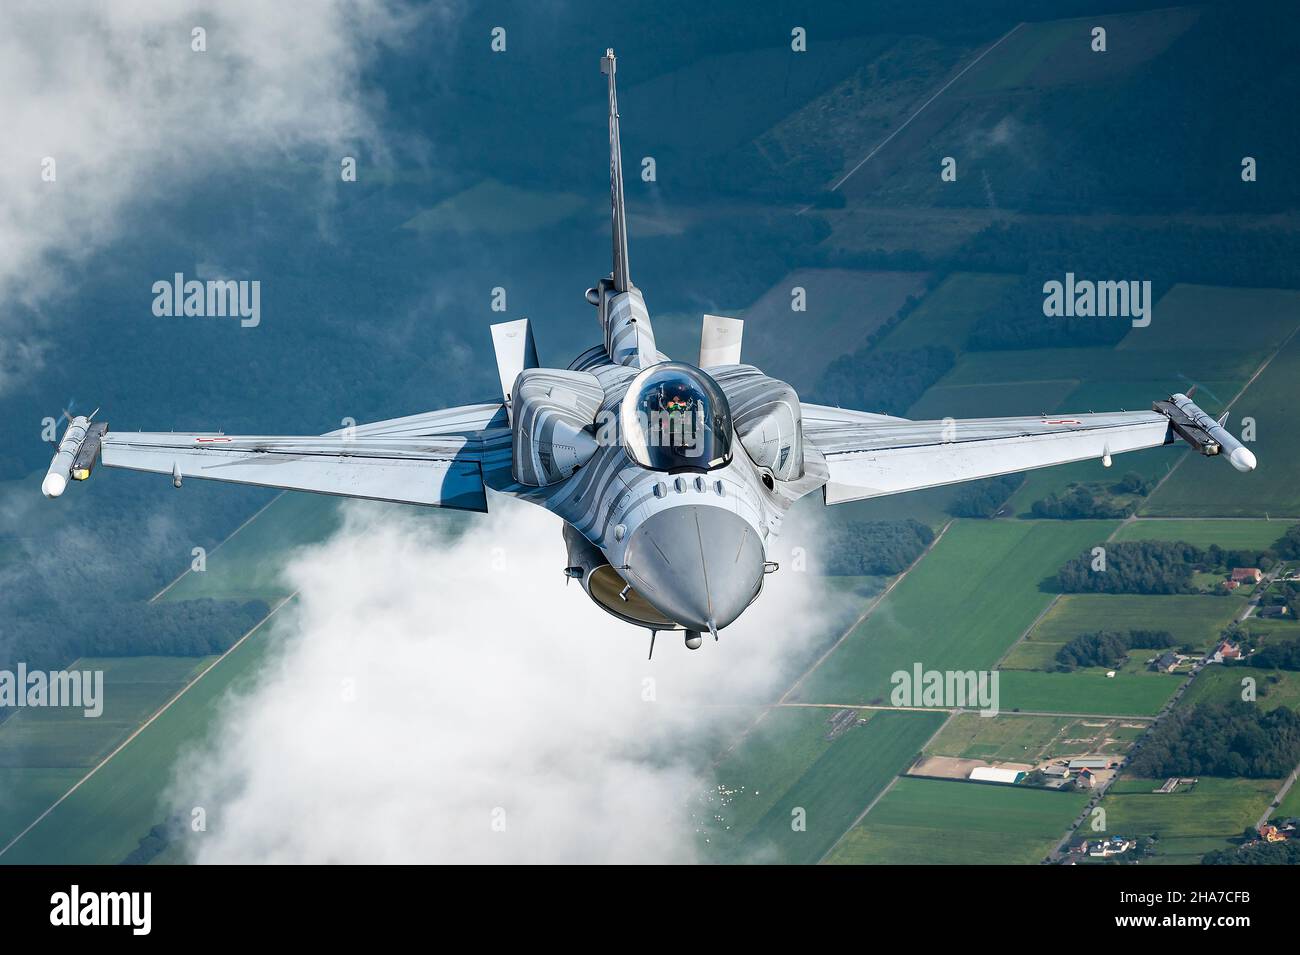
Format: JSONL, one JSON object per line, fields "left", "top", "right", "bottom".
{"left": 169, "top": 496, "right": 838, "bottom": 863}
{"left": 0, "top": 0, "right": 423, "bottom": 391}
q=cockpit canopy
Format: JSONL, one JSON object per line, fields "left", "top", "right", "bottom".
{"left": 620, "top": 362, "right": 733, "bottom": 471}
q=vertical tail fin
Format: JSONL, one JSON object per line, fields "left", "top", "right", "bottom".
{"left": 601, "top": 49, "right": 631, "bottom": 292}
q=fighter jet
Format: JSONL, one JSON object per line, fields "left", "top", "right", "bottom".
{"left": 43, "top": 49, "right": 1257, "bottom": 653}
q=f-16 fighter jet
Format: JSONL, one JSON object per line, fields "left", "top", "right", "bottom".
{"left": 44, "top": 50, "right": 1256, "bottom": 653}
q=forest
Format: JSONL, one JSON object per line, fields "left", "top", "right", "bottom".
{"left": 946, "top": 474, "right": 1023, "bottom": 519}
{"left": 813, "top": 345, "right": 954, "bottom": 417}
{"left": 1054, "top": 629, "right": 1174, "bottom": 670}
{"left": 1125, "top": 701, "right": 1300, "bottom": 779}
{"left": 1057, "top": 540, "right": 1207, "bottom": 595}
{"left": 821, "top": 518, "right": 935, "bottom": 576}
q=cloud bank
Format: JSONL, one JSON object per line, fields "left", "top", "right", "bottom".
{"left": 170, "top": 497, "right": 837, "bottom": 863}
{"left": 0, "top": 0, "right": 418, "bottom": 391}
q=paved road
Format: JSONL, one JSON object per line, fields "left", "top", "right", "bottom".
{"left": 1256, "top": 761, "right": 1300, "bottom": 830}
{"left": 776, "top": 701, "right": 1155, "bottom": 721}
{"left": 1238, "top": 564, "right": 1284, "bottom": 623}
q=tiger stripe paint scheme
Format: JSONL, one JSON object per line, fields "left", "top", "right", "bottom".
{"left": 44, "top": 48, "right": 1254, "bottom": 648}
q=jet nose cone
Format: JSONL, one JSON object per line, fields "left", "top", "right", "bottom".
{"left": 623, "top": 505, "right": 764, "bottom": 633}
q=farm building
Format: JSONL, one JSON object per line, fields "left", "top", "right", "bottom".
{"left": 1231, "top": 567, "right": 1263, "bottom": 584}
{"left": 1153, "top": 651, "right": 1179, "bottom": 672}
{"left": 1213, "top": 641, "right": 1242, "bottom": 662}
{"left": 969, "top": 767, "right": 1024, "bottom": 784}
{"left": 1068, "top": 758, "right": 1111, "bottom": 770}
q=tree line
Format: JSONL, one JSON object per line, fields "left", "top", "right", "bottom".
{"left": 821, "top": 519, "right": 935, "bottom": 576}
{"left": 1055, "top": 629, "right": 1174, "bottom": 670}
{"left": 1126, "top": 701, "right": 1300, "bottom": 779}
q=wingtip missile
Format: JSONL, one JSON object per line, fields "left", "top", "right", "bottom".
{"left": 42, "top": 414, "right": 108, "bottom": 498}
{"left": 1155, "top": 393, "right": 1258, "bottom": 472}
{"left": 41, "top": 471, "right": 66, "bottom": 498}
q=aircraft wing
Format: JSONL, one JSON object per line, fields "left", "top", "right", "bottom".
{"left": 51, "top": 403, "right": 510, "bottom": 511}
{"left": 804, "top": 409, "right": 1177, "bottom": 505}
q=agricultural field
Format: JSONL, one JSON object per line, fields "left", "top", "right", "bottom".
{"left": 0, "top": 768, "right": 84, "bottom": 851}
{"left": 1118, "top": 285, "right": 1300, "bottom": 360}
{"left": 827, "top": 776, "right": 1089, "bottom": 865}
{"left": 705, "top": 709, "right": 944, "bottom": 864}
{"left": 828, "top": 487, "right": 960, "bottom": 533}
{"left": 1098, "top": 777, "right": 1280, "bottom": 863}
{"left": 402, "top": 178, "right": 590, "bottom": 235}
{"left": 0, "top": 490, "right": 474, "bottom": 865}
{"left": 877, "top": 272, "right": 1017, "bottom": 353}
{"left": 1112, "top": 518, "right": 1294, "bottom": 551}
{"left": 995, "top": 669, "right": 1181, "bottom": 717}
{"left": 907, "top": 379, "right": 1078, "bottom": 422}
{"left": 792, "top": 519, "right": 1117, "bottom": 706}
{"left": 0, "top": 654, "right": 215, "bottom": 853}
{"left": 1275, "top": 781, "right": 1300, "bottom": 820}
{"left": 737, "top": 268, "right": 931, "bottom": 393}
{"left": 0, "top": 610, "right": 286, "bottom": 865}
{"left": 914, "top": 283, "right": 1299, "bottom": 514}
{"left": 619, "top": 31, "right": 909, "bottom": 186}
{"left": 158, "top": 492, "right": 344, "bottom": 604}
{"left": 1180, "top": 664, "right": 1300, "bottom": 712}
{"left": 941, "top": 347, "right": 1260, "bottom": 392}
{"left": 963, "top": 8, "right": 1201, "bottom": 94}
{"left": 927, "top": 713, "right": 1141, "bottom": 763}
{"left": 999, "top": 396, "right": 1197, "bottom": 519}
{"left": 1145, "top": 323, "right": 1300, "bottom": 518}
{"left": 1003, "top": 594, "right": 1243, "bottom": 670}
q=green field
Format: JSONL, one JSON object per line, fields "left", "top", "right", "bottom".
{"left": 402, "top": 178, "right": 589, "bottom": 235}
{"left": 707, "top": 709, "right": 945, "bottom": 864}
{"left": 996, "top": 669, "right": 1180, "bottom": 717}
{"left": 927, "top": 713, "right": 1073, "bottom": 761}
{"left": 1112, "top": 518, "right": 1294, "bottom": 550}
{"left": 907, "top": 379, "right": 1078, "bottom": 422}
{"left": 827, "top": 776, "right": 1089, "bottom": 864}
{"left": 1180, "top": 664, "right": 1300, "bottom": 712}
{"left": 1119, "top": 285, "right": 1300, "bottom": 359}
{"left": 792, "top": 520, "right": 1117, "bottom": 705}
{"left": 0, "top": 768, "right": 85, "bottom": 850}
{"left": 830, "top": 487, "right": 961, "bottom": 532}
{"left": 1003, "top": 593, "right": 1243, "bottom": 670}
{"left": 159, "top": 492, "right": 343, "bottom": 603}
{"left": 927, "top": 713, "right": 1140, "bottom": 762}
{"left": 738, "top": 268, "right": 932, "bottom": 393}
{"left": 917, "top": 282, "right": 1298, "bottom": 513}
{"left": 965, "top": 9, "right": 1199, "bottom": 93}
{"left": 997, "top": 374, "right": 1237, "bottom": 516}
{"left": 0, "top": 613, "right": 285, "bottom": 865}
{"left": 1145, "top": 324, "right": 1300, "bottom": 518}
{"left": 1099, "top": 777, "right": 1280, "bottom": 863}
{"left": 0, "top": 657, "right": 208, "bottom": 769}
{"left": 877, "top": 272, "right": 1017, "bottom": 353}
{"left": 0, "top": 655, "right": 212, "bottom": 849}
{"left": 1274, "top": 781, "right": 1300, "bottom": 820}
{"left": 0, "top": 488, "right": 469, "bottom": 865}
{"left": 940, "top": 346, "right": 1260, "bottom": 393}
